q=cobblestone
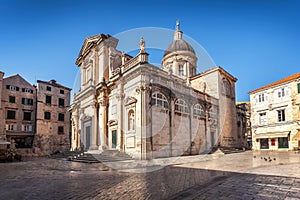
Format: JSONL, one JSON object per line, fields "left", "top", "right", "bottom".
{"left": 0, "top": 151, "right": 300, "bottom": 199}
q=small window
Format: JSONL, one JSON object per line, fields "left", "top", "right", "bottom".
{"left": 22, "top": 88, "right": 33, "bottom": 93}
{"left": 58, "top": 113, "right": 64, "bottom": 121}
{"left": 6, "top": 85, "right": 19, "bottom": 91}
{"left": 46, "top": 86, "right": 51, "bottom": 91}
{"left": 44, "top": 112, "right": 51, "bottom": 120}
{"left": 22, "top": 98, "right": 33, "bottom": 105}
{"left": 6, "top": 124, "right": 15, "bottom": 131}
{"left": 260, "top": 138, "right": 269, "bottom": 149}
{"left": 58, "top": 126, "right": 64, "bottom": 134}
{"left": 23, "top": 111, "right": 31, "bottom": 121}
{"left": 277, "top": 109, "right": 285, "bottom": 122}
{"left": 7, "top": 110, "right": 16, "bottom": 119}
{"left": 46, "top": 95, "right": 52, "bottom": 104}
{"left": 22, "top": 125, "right": 33, "bottom": 132}
{"left": 278, "top": 137, "right": 289, "bottom": 148}
{"left": 259, "top": 112, "right": 267, "bottom": 125}
{"left": 179, "top": 65, "right": 184, "bottom": 76}
{"left": 298, "top": 83, "right": 300, "bottom": 94}
{"left": 9, "top": 96, "right": 16, "bottom": 103}
{"left": 58, "top": 98, "right": 64, "bottom": 107}
{"left": 60, "top": 89, "right": 64, "bottom": 94}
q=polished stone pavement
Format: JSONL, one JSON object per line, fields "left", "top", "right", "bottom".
{"left": 0, "top": 151, "right": 300, "bottom": 200}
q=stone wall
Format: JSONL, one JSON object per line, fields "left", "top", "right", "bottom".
{"left": 34, "top": 80, "right": 71, "bottom": 154}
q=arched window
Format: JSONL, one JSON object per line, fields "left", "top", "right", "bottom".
{"left": 193, "top": 104, "right": 204, "bottom": 116}
{"left": 152, "top": 92, "right": 169, "bottom": 109}
{"left": 128, "top": 110, "right": 135, "bottom": 131}
{"left": 210, "top": 105, "right": 218, "bottom": 118}
{"left": 222, "top": 79, "right": 232, "bottom": 97}
{"left": 175, "top": 99, "right": 189, "bottom": 113}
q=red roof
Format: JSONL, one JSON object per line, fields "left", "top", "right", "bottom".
{"left": 249, "top": 72, "right": 300, "bottom": 94}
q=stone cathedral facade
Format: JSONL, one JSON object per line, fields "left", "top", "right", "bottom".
{"left": 70, "top": 23, "right": 239, "bottom": 159}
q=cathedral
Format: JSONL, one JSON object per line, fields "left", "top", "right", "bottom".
{"left": 70, "top": 22, "right": 239, "bottom": 159}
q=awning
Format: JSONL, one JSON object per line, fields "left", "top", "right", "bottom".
{"left": 0, "top": 140, "right": 10, "bottom": 145}
{"left": 254, "top": 131, "right": 290, "bottom": 139}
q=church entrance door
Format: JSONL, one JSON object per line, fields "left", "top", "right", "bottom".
{"left": 85, "top": 126, "right": 91, "bottom": 150}
{"left": 112, "top": 130, "right": 117, "bottom": 149}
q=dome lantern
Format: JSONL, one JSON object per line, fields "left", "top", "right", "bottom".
{"left": 162, "top": 20, "right": 198, "bottom": 79}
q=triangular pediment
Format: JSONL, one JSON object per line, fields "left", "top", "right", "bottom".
{"left": 124, "top": 96, "right": 137, "bottom": 106}
{"left": 75, "top": 34, "right": 111, "bottom": 66}
{"left": 108, "top": 120, "right": 118, "bottom": 127}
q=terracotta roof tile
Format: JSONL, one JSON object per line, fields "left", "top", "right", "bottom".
{"left": 249, "top": 72, "right": 300, "bottom": 94}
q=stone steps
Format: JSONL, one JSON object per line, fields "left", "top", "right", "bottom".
{"left": 72, "top": 153, "right": 100, "bottom": 163}
{"left": 52, "top": 150, "right": 133, "bottom": 163}
{"left": 92, "top": 150, "right": 133, "bottom": 162}
{"left": 219, "top": 147, "right": 245, "bottom": 154}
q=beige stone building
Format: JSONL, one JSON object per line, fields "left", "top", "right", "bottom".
{"left": 34, "top": 80, "right": 71, "bottom": 154}
{"left": 236, "top": 102, "right": 251, "bottom": 148}
{"left": 0, "top": 71, "right": 71, "bottom": 155}
{"left": 250, "top": 72, "right": 300, "bottom": 151}
{"left": 70, "top": 22, "right": 239, "bottom": 159}
{"left": 1, "top": 74, "right": 36, "bottom": 149}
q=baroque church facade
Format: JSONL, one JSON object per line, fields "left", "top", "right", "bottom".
{"left": 70, "top": 23, "right": 239, "bottom": 159}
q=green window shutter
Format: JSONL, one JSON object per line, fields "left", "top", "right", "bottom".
{"left": 298, "top": 83, "right": 300, "bottom": 93}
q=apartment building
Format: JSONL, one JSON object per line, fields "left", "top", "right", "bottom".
{"left": 0, "top": 72, "right": 71, "bottom": 155}
{"left": 249, "top": 72, "right": 300, "bottom": 150}
{"left": 1, "top": 74, "right": 36, "bottom": 149}
{"left": 34, "top": 80, "right": 71, "bottom": 154}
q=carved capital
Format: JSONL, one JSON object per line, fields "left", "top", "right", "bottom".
{"left": 136, "top": 84, "right": 150, "bottom": 94}
{"left": 98, "top": 98, "right": 107, "bottom": 106}
{"left": 116, "top": 93, "right": 125, "bottom": 101}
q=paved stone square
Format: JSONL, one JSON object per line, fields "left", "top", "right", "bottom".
{"left": 0, "top": 151, "right": 300, "bottom": 200}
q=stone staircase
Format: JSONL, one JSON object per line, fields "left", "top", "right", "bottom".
{"left": 209, "top": 146, "right": 245, "bottom": 154}
{"left": 218, "top": 147, "right": 245, "bottom": 154}
{"left": 91, "top": 150, "right": 133, "bottom": 162}
{"left": 72, "top": 152, "right": 100, "bottom": 163}
{"left": 50, "top": 150, "right": 100, "bottom": 163}
{"left": 51, "top": 149, "right": 133, "bottom": 163}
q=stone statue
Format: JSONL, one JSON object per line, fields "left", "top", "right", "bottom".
{"left": 139, "top": 37, "right": 145, "bottom": 53}
{"left": 176, "top": 19, "right": 180, "bottom": 30}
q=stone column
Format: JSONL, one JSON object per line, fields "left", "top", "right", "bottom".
{"left": 98, "top": 98, "right": 107, "bottom": 151}
{"left": 205, "top": 103, "right": 212, "bottom": 152}
{"left": 89, "top": 103, "right": 98, "bottom": 150}
{"left": 170, "top": 97, "right": 175, "bottom": 157}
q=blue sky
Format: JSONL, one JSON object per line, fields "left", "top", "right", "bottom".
{"left": 0, "top": 0, "right": 299, "bottom": 101}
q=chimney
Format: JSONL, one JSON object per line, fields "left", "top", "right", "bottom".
{"left": 50, "top": 79, "right": 56, "bottom": 84}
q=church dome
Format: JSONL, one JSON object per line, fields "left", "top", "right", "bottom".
{"left": 161, "top": 20, "right": 198, "bottom": 78}
{"left": 163, "top": 39, "right": 195, "bottom": 57}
